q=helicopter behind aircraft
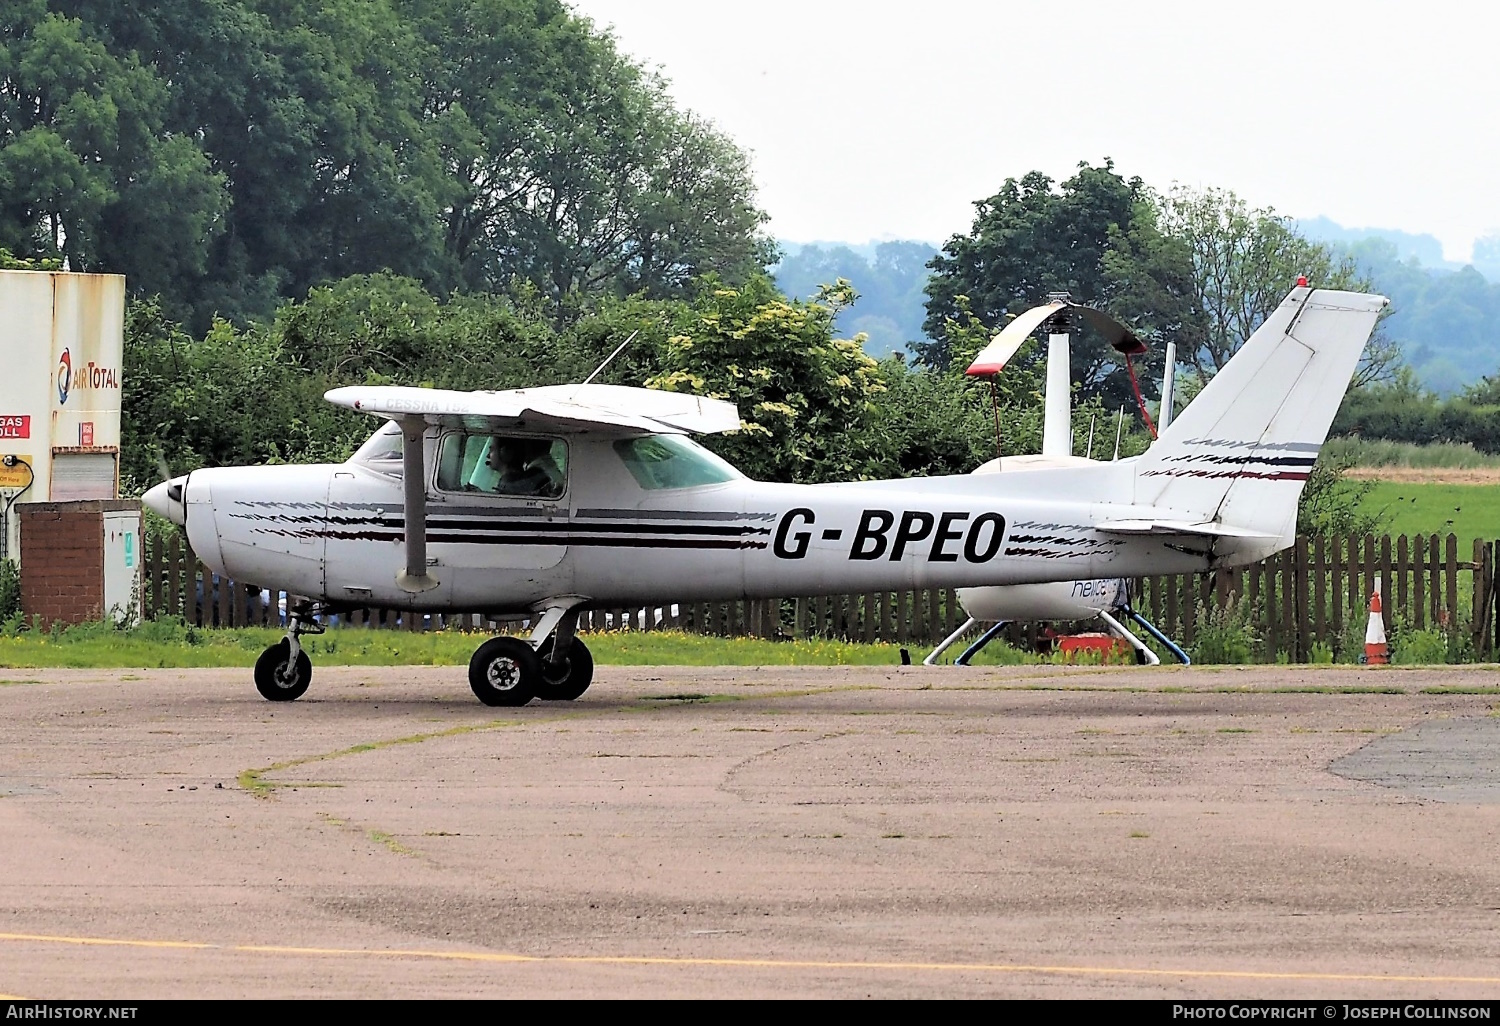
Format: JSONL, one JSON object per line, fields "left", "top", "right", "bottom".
{"left": 144, "top": 285, "right": 1385, "bottom": 706}
{"left": 926, "top": 294, "right": 1189, "bottom": 666}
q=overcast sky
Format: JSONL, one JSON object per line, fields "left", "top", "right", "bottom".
{"left": 567, "top": 1, "right": 1499, "bottom": 261}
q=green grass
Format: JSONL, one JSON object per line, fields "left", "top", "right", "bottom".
{"left": 0, "top": 620, "right": 971, "bottom": 669}
{"left": 1325, "top": 437, "right": 1500, "bottom": 469}
{"left": 1355, "top": 481, "right": 1500, "bottom": 540}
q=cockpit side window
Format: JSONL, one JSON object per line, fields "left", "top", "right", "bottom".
{"left": 436, "top": 432, "right": 567, "bottom": 499}
{"left": 613, "top": 434, "right": 741, "bottom": 490}
{"left": 349, "top": 420, "right": 404, "bottom": 475}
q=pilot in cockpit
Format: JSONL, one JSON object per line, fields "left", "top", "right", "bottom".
{"left": 467, "top": 436, "right": 562, "bottom": 497}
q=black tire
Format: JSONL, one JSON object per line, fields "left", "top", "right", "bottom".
{"left": 254, "top": 640, "right": 312, "bottom": 702}
{"left": 535, "top": 636, "right": 594, "bottom": 701}
{"left": 468, "top": 636, "right": 541, "bottom": 707}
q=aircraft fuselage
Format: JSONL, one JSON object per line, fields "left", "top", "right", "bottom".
{"left": 179, "top": 432, "right": 1223, "bottom": 614}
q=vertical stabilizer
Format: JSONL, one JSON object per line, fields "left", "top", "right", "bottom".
{"left": 1134, "top": 287, "right": 1386, "bottom": 548}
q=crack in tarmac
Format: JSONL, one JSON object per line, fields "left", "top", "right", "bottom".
{"left": 237, "top": 684, "right": 889, "bottom": 799}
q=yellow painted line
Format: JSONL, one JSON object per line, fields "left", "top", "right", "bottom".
{"left": 0, "top": 933, "right": 214, "bottom": 951}
{"left": 2, "top": 932, "right": 1499, "bottom": 984}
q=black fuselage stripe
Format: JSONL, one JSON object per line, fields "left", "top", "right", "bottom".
{"left": 429, "top": 534, "right": 766, "bottom": 550}
{"left": 1166, "top": 455, "right": 1318, "bottom": 467}
{"left": 427, "top": 519, "right": 770, "bottom": 536}
{"left": 240, "top": 516, "right": 768, "bottom": 536}
{"left": 299, "top": 529, "right": 765, "bottom": 550}
{"left": 576, "top": 508, "right": 774, "bottom": 522}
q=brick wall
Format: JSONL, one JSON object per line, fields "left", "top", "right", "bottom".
{"left": 19, "top": 503, "right": 106, "bottom": 624}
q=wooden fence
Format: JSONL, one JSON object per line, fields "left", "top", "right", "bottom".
{"left": 138, "top": 532, "right": 1498, "bottom": 661}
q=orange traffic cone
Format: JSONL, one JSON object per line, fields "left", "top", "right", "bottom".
{"left": 1364, "top": 577, "right": 1389, "bottom": 665}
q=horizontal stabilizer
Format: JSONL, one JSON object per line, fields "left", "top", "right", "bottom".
{"left": 1095, "top": 520, "right": 1278, "bottom": 540}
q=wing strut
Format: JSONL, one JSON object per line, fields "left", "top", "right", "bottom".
{"left": 397, "top": 417, "right": 440, "bottom": 593}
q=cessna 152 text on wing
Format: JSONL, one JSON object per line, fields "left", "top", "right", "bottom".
{"left": 143, "top": 285, "right": 1385, "bottom": 706}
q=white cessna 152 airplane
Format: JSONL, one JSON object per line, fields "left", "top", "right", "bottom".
{"left": 143, "top": 284, "right": 1385, "bottom": 706}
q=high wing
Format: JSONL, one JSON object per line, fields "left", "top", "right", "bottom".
{"left": 325, "top": 383, "right": 741, "bottom": 435}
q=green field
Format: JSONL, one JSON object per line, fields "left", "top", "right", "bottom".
{"left": 1356, "top": 481, "right": 1500, "bottom": 540}
{"left": 0, "top": 621, "right": 1040, "bottom": 670}
{"left": 1323, "top": 437, "right": 1500, "bottom": 469}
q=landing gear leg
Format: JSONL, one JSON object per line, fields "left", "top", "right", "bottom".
{"left": 1098, "top": 609, "right": 1160, "bottom": 665}
{"left": 255, "top": 608, "right": 323, "bottom": 701}
{"left": 924, "top": 617, "right": 979, "bottom": 665}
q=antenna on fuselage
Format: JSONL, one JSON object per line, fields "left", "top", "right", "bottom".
{"left": 582, "top": 330, "right": 641, "bottom": 385}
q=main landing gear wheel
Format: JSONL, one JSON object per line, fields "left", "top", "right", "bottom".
{"left": 255, "top": 639, "right": 312, "bottom": 701}
{"left": 535, "top": 636, "right": 594, "bottom": 701}
{"left": 469, "top": 636, "right": 541, "bottom": 707}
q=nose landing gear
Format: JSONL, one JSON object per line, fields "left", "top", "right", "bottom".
{"left": 254, "top": 610, "right": 323, "bottom": 701}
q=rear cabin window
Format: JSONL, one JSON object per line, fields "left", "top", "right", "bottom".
{"left": 436, "top": 432, "right": 567, "bottom": 499}
{"left": 613, "top": 434, "right": 740, "bottom": 490}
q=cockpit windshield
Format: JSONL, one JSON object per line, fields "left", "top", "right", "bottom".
{"left": 349, "top": 420, "right": 403, "bottom": 475}
{"left": 613, "top": 434, "right": 742, "bottom": 490}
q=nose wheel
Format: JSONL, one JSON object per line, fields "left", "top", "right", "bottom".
{"left": 254, "top": 611, "right": 322, "bottom": 701}
{"left": 255, "top": 639, "right": 313, "bottom": 701}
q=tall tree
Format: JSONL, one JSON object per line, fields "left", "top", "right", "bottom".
{"left": 647, "top": 275, "right": 888, "bottom": 483}
{"left": 83, "top": 0, "right": 451, "bottom": 327}
{"left": 0, "top": 1, "right": 228, "bottom": 295}
{"left": 922, "top": 162, "right": 1141, "bottom": 367}
{"left": 920, "top": 161, "right": 1194, "bottom": 409}
{"left": 9, "top": 1, "right": 771, "bottom": 329}
{"left": 1158, "top": 185, "right": 1396, "bottom": 385}
{"left": 413, "top": 0, "right": 771, "bottom": 305}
